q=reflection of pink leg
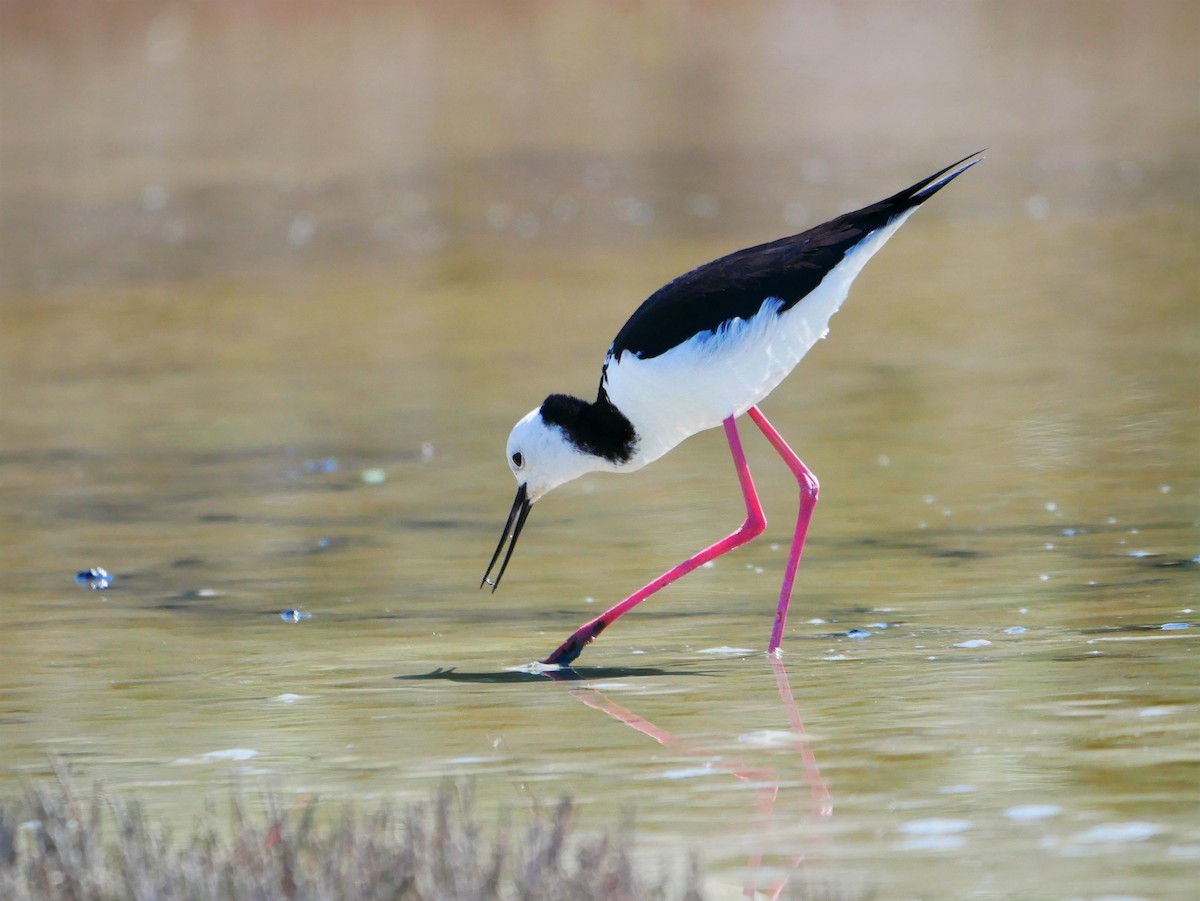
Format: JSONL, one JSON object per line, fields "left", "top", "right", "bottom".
{"left": 771, "top": 657, "right": 832, "bottom": 818}
{"left": 765, "top": 657, "right": 834, "bottom": 899}
{"left": 746, "top": 406, "right": 819, "bottom": 657}
{"left": 551, "top": 660, "right": 831, "bottom": 901}
{"left": 559, "top": 683, "right": 780, "bottom": 899}
{"left": 542, "top": 415, "right": 766, "bottom": 665}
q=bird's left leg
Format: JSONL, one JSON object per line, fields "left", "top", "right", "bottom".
{"left": 540, "top": 415, "right": 766, "bottom": 666}
{"left": 746, "top": 405, "right": 819, "bottom": 657}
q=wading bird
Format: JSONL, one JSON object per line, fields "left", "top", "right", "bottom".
{"left": 482, "top": 153, "right": 981, "bottom": 666}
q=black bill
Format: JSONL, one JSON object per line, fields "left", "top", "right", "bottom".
{"left": 481, "top": 482, "right": 531, "bottom": 592}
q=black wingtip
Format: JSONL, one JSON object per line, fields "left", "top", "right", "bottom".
{"left": 900, "top": 150, "right": 985, "bottom": 204}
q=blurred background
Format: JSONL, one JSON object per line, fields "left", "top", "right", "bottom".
{"left": 2, "top": 2, "right": 1198, "bottom": 898}
{"left": 3, "top": 1, "right": 1196, "bottom": 290}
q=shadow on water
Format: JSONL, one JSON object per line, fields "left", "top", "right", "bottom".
{"left": 397, "top": 665, "right": 712, "bottom": 683}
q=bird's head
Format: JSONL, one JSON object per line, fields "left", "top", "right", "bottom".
{"left": 480, "top": 400, "right": 602, "bottom": 592}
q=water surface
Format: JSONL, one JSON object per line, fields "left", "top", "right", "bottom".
{"left": 2, "top": 3, "right": 1198, "bottom": 898}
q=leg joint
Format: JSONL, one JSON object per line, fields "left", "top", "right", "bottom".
{"left": 740, "top": 511, "right": 767, "bottom": 539}
{"left": 799, "top": 471, "right": 819, "bottom": 500}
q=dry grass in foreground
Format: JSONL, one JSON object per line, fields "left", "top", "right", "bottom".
{"left": 0, "top": 771, "right": 699, "bottom": 901}
{"left": 0, "top": 770, "right": 869, "bottom": 900}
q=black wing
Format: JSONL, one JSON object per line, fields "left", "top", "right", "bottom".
{"left": 609, "top": 152, "right": 981, "bottom": 361}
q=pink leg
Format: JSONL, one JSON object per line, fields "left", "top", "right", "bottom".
{"left": 746, "top": 405, "right": 819, "bottom": 656}
{"left": 541, "top": 415, "right": 766, "bottom": 665}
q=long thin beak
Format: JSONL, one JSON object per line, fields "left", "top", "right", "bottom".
{"left": 481, "top": 482, "right": 531, "bottom": 593}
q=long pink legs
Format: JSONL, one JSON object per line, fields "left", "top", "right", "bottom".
{"left": 541, "top": 405, "right": 819, "bottom": 666}
{"left": 747, "top": 406, "right": 820, "bottom": 655}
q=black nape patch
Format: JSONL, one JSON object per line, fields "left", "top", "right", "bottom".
{"left": 541, "top": 390, "right": 637, "bottom": 464}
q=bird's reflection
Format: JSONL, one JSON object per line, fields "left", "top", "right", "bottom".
{"left": 403, "top": 657, "right": 830, "bottom": 897}
{"left": 553, "top": 658, "right": 830, "bottom": 898}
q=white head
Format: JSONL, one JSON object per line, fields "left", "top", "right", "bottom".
{"left": 481, "top": 398, "right": 616, "bottom": 593}
{"left": 506, "top": 405, "right": 603, "bottom": 503}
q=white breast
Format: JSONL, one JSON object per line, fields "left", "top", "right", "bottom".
{"left": 605, "top": 211, "right": 915, "bottom": 469}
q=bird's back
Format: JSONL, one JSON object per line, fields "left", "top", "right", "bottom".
{"left": 603, "top": 208, "right": 920, "bottom": 467}
{"left": 600, "top": 154, "right": 981, "bottom": 466}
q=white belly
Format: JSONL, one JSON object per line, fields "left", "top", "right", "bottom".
{"left": 605, "top": 212, "right": 914, "bottom": 469}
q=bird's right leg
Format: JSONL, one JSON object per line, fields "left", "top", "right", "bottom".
{"left": 746, "top": 405, "right": 819, "bottom": 657}
{"left": 540, "top": 415, "right": 767, "bottom": 666}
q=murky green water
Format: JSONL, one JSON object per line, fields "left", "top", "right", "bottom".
{"left": 2, "top": 2, "right": 1198, "bottom": 898}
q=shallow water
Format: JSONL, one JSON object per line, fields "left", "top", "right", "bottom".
{"left": 2, "top": 2, "right": 1199, "bottom": 898}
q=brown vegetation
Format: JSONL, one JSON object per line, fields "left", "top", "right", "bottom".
{"left": 0, "top": 771, "right": 698, "bottom": 901}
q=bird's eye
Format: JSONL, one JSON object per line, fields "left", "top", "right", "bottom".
{"left": 511, "top": 451, "right": 524, "bottom": 469}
